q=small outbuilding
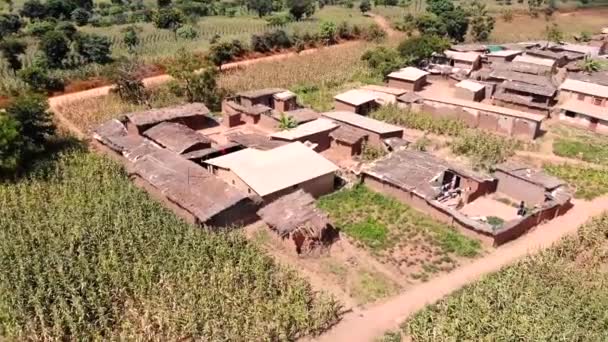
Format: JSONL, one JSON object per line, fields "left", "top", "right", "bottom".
{"left": 273, "top": 90, "right": 298, "bottom": 112}
{"left": 329, "top": 125, "right": 368, "bottom": 158}
{"left": 257, "top": 189, "right": 337, "bottom": 254}
{"left": 486, "top": 49, "right": 523, "bottom": 63}
{"left": 322, "top": 111, "right": 404, "bottom": 147}
{"left": 387, "top": 67, "right": 429, "bottom": 91}
{"left": 444, "top": 50, "right": 482, "bottom": 71}
{"left": 494, "top": 162, "right": 566, "bottom": 205}
{"left": 559, "top": 78, "right": 608, "bottom": 106}
{"left": 512, "top": 54, "right": 557, "bottom": 70}
{"left": 454, "top": 80, "right": 486, "bottom": 102}
{"left": 270, "top": 118, "right": 339, "bottom": 151}
{"left": 333, "top": 89, "right": 379, "bottom": 115}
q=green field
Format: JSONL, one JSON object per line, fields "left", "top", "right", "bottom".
{"left": 0, "top": 146, "right": 340, "bottom": 340}
{"left": 403, "top": 213, "right": 608, "bottom": 341}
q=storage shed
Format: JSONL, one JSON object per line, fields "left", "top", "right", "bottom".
{"left": 329, "top": 125, "right": 368, "bottom": 158}
{"left": 322, "top": 111, "right": 404, "bottom": 147}
{"left": 387, "top": 67, "right": 429, "bottom": 91}
{"left": 454, "top": 80, "right": 486, "bottom": 102}
{"left": 333, "top": 89, "right": 379, "bottom": 115}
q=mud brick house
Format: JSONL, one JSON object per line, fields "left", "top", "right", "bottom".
{"left": 205, "top": 142, "right": 338, "bottom": 201}
{"left": 454, "top": 80, "right": 486, "bottom": 102}
{"left": 131, "top": 149, "right": 257, "bottom": 227}
{"left": 93, "top": 119, "right": 160, "bottom": 162}
{"left": 272, "top": 90, "right": 298, "bottom": 112}
{"left": 329, "top": 125, "right": 368, "bottom": 158}
{"left": 270, "top": 118, "right": 339, "bottom": 151}
{"left": 494, "top": 162, "right": 568, "bottom": 205}
{"left": 322, "top": 111, "right": 404, "bottom": 148}
{"left": 558, "top": 78, "right": 608, "bottom": 106}
{"left": 414, "top": 94, "right": 544, "bottom": 140}
{"left": 181, "top": 143, "right": 243, "bottom": 164}
{"left": 257, "top": 190, "right": 337, "bottom": 254}
{"left": 333, "top": 89, "right": 380, "bottom": 115}
{"left": 236, "top": 88, "right": 286, "bottom": 108}
{"left": 143, "top": 122, "right": 212, "bottom": 154}
{"left": 513, "top": 54, "right": 558, "bottom": 70}
{"left": 490, "top": 61, "right": 553, "bottom": 76}
{"left": 489, "top": 70, "right": 557, "bottom": 114}
{"left": 486, "top": 50, "right": 523, "bottom": 63}
{"left": 361, "top": 150, "right": 572, "bottom": 245}
{"left": 558, "top": 99, "right": 608, "bottom": 134}
{"left": 387, "top": 67, "right": 429, "bottom": 91}
{"left": 125, "top": 103, "right": 214, "bottom": 133}
{"left": 444, "top": 50, "right": 482, "bottom": 71}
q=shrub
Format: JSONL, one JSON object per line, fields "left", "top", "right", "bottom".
{"left": 109, "top": 59, "right": 149, "bottom": 105}
{"left": 319, "top": 21, "right": 337, "bottom": 44}
{"left": 39, "top": 30, "right": 69, "bottom": 68}
{"left": 18, "top": 65, "right": 65, "bottom": 93}
{"left": 0, "top": 13, "right": 23, "bottom": 36}
{"left": 265, "top": 12, "right": 293, "bottom": 25}
{"left": 176, "top": 24, "right": 198, "bottom": 39}
{"left": 4, "top": 92, "right": 55, "bottom": 154}
{"left": 73, "top": 33, "right": 112, "bottom": 64}
{"left": 363, "top": 23, "right": 387, "bottom": 42}
{"left": 20, "top": 0, "right": 48, "bottom": 19}
{"left": 25, "top": 20, "right": 56, "bottom": 37}
{"left": 55, "top": 21, "right": 77, "bottom": 40}
{"left": 361, "top": 46, "right": 406, "bottom": 77}
{"left": 337, "top": 21, "right": 353, "bottom": 39}
{"left": 397, "top": 34, "right": 450, "bottom": 65}
{"left": 208, "top": 39, "right": 247, "bottom": 66}
{"left": 501, "top": 8, "right": 514, "bottom": 22}
{"left": 251, "top": 30, "right": 292, "bottom": 52}
{"left": 71, "top": 7, "right": 90, "bottom": 25}
{"left": 0, "top": 112, "right": 23, "bottom": 174}
{"left": 0, "top": 38, "right": 27, "bottom": 71}
{"left": 359, "top": 0, "right": 371, "bottom": 12}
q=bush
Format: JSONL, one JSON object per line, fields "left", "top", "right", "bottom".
{"left": 39, "top": 30, "right": 70, "bottom": 68}
{"left": 0, "top": 13, "right": 23, "bottom": 36}
{"left": 363, "top": 23, "right": 387, "bottom": 42}
{"left": 361, "top": 47, "right": 406, "bottom": 77}
{"left": 0, "top": 113, "right": 23, "bottom": 174}
{"left": 251, "top": 30, "right": 292, "bottom": 52}
{"left": 71, "top": 7, "right": 90, "bottom": 25}
{"left": 18, "top": 65, "right": 65, "bottom": 93}
{"left": 208, "top": 39, "right": 247, "bottom": 66}
{"left": 176, "top": 24, "right": 198, "bottom": 39}
{"left": 25, "top": 20, "right": 56, "bottom": 37}
{"left": 371, "top": 105, "right": 466, "bottom": 136}
{"left": 73, "top": 33, "right": 112, "bottom": 64}
{"left": 265, "top": 12, "right": 293, "bottom": 25}
{"left": 55, "top": 21, "right": 77, "bottom": 40}
{"left": 397, "top": 34, "right": 450, "bottom": 65}
{"left": 4, "top": 92, "right": 55, "bottom": 154}
{"left": 319, "top": 21, "right": 337, "bottom": 44}
{"left": 0, "top": 38, "right": 27, "bottom": 71}
{"left": 451, "top": 130, "right": 518, "bottom": 169}
{"left": 110, "top": 59, "right": 149, "bottom": 105}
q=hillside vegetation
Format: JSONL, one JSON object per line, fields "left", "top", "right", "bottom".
{"left": 404, "top": 213, "right": 608, "bottom": 340}
{"left": 0, "top": 147, "right": 340, "bottom": 340}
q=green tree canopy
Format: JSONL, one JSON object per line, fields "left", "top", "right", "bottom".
{"left": 0, "top": 112, "right": 23, "bottom": 174}
{"left": 0, "top": 38, "right": 26, "bottom": 71}
{"left": 4, "top": 93, "right": 55, "bottom": 155}
{"left": 397, "top": 34, "right": 450, "bottom": 65}
{"left": 39, "top": 30, "right": 69, "bottom": 68}
{"left": 286, "top": 0, "right": 315, "bottom": 20}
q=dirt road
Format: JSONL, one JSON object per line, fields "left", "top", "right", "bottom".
{"left": 368, "top": 13, "right": 400, "bottom": 38}
{"left": 312, "top": 195, "right": 608, "bottom": 342}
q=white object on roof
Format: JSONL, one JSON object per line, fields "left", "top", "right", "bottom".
{"left": 421, "top": 94, "right": 545, "bottom": 122}
{"left": 270, "top": 118, "right": 338, "bottom": 141}
{"left": 513, "top": 55, "right": 556, "bottom": 67}
{"left": 322, "top": 111, "right": 403, "bottom": 134}
{"left": 455, "top": 80, "right": 486, "bottom": 92}
{"left": 334, "top": 89, "right": 378, "bottom": 106}
{"left": 273, "top": 90, "right": 296, "bottom": 100}
{"left": 445, "top": 50, "right": 481, "bottom": 62}
{"left": 206, "top": 142, "right": 338, "bottom": 197}
{"left": 560, "top": 79, "right": 608, "bottom": 98}
{"left": 487, "top": 50, "right": 523, "bottom": 58}
{"left": 560, "top": 99, "right": 608, "bottom": 121}
{"left": 387, "top": 67, "right": 429, "bottom": 81}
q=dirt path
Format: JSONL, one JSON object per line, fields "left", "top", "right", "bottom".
{"left": 311, "top": 195, "right": 608, "bottom": 342}
{"left": 368, "top": 13, "right": 400, "bottom": 38}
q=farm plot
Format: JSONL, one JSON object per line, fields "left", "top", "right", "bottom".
{"left": 551, "top": 124, "right": 608, "bottom": 166}
{"left": 403, "top": 213, "right": 608, "bottom": 341}
{"left": 0, "top": 148, "right": 341, "bottom": 340}
{"left": 544, "top": 163, "right": 608, "bottom": 200}
{"left": 317, "top": 185, "right": 483, "bottom": 282}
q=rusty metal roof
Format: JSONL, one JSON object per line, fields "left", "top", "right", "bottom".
{"left": 143, "top": 122, "right": 212, "bottom": 154}
{"left": 126, "top": 103, "right": 210, "bottom": 127}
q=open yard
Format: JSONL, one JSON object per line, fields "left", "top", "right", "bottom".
{"left": 317, "top": 185, "right": 483, "bottom": 282}
{"left": 0, "top": 146, "right": 340, "bottom": 340}
{"left": 403, "top": 213, "right": 608, "bottom": 341}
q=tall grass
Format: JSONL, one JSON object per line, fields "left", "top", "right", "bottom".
{"left": 404, "top": 213, "right": 608, "bottom": 341}
{"left": 0, "top": 148, "right": 340, "bottom": 340}
{"left": 544, "top": 163, "right": 608, "bottom": 200}
{"left": 370, "top": 105, "right": 467, "bottom": 137}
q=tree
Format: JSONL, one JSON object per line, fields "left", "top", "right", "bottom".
{"left": 362, "top": 46, "right": 410, "bottom": 77}
{"left": 110, "top": 59, "right": 150, "bottom": 105}
{"left": 153, "top": 7, "right": 183, "bottom": 36}
{"left": 157, "top": 0, "right": 171, "bottom": 7}
{"left": 414, "top": 13, "right": 446, "bottom": 37}
{"left": 122, "top": 25, "right": 141, "bottom": 53}
{"left": 278, "top": 114, "right": 297, "bottom": 129}
{"left": 176, "top": 24, "right": 198, "bottom": 39}
{"left": 359, "top": 0, "right": 371, "bottom": 13}
{"left": 397, "top": 34, "right": 450, "bottom": 65}
{"left": 71, "top": 7, "right": 90, "bottom": 25}
{"left": 18, "top": 65, "right": 65, "bottom": 92}
{"left": 545, "top": 22, "right": 562, "bottom": 44}
{"left": 247, "top": 0, "right": 272, "bottom": 17}
{"left": 39, "top": 31, "right": 69, "bottom": 68}
{"left": 55, "top": 21, "right": 77, "bottom": 40}
{"left": 73, "top": 33, "right": 112, "bottom": 64}
{"left": 441, "top": 7, "right": 469, "bottom": 42}
{"left": 0, "top": 113, "right": 23, "bottom": 174}
{"left": 285, "top": 0, "right": 315, "bottom": 20}
{"left": 4, "top": 93, "right": 55, "bottom": 154}
{"left": 46, "top": 0, "right": 76, "bottom": 19}
{"left": 0, "top": 38, "right": 26, "bottom": 72}
{"left": 319, "top": 21, "right": 337, "bottom": 44}
{"left": 208, "top": 40, "right": 247, "bottom": 66}
{"left": 24, "top": 20, "right": 56, "bottom": 37}
{"left": 469, "top": 0, "right": 495, "bottom": 42}
{"left": 20, "top": 0, "right": 48, "bottom": 19}
{"left": 426, "top": 0, "right": 454, "bottom": 16}
{"left": 167, "top": 48, "right": 225, "bottom": 110}
{"left": 0, "top": 13, "right": 22, "bottom": 36}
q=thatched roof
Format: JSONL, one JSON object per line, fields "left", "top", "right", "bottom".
{"left": 257, "top": 189, "right": 331, "bottom": 238}
{"left": 500, "top": 80, "right": 556, "bottom": 97}
{"left": 143, "top": 122, "right": 212, "bottom": 154}
{"left": 126, "top": 103, "right": 211, "bottom": 128}
{"left": 131, "top": 149, "right": 249, "bottom": 224}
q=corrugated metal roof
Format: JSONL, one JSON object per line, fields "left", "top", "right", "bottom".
{"left": 206, "top": 142, "right": 338, "bottom": 197}
{"left": 322, "top": 111, "right": 404, "bottom": 134}
{"left": 559, "top": 79, "right": 608, "bottom": 98}
{"left": 334, "top": 89, "right": 378, "bottom": 106}
{"left": 387, "top": 67, "right": 429, "bottom": 81}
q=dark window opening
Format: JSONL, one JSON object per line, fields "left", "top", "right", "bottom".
{"left": 565, "top": 111, "right": 576, "bottom": 118}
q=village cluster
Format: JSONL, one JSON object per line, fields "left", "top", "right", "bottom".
{"left": 92, "top": 28, "right": 608, "bottom": 254}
